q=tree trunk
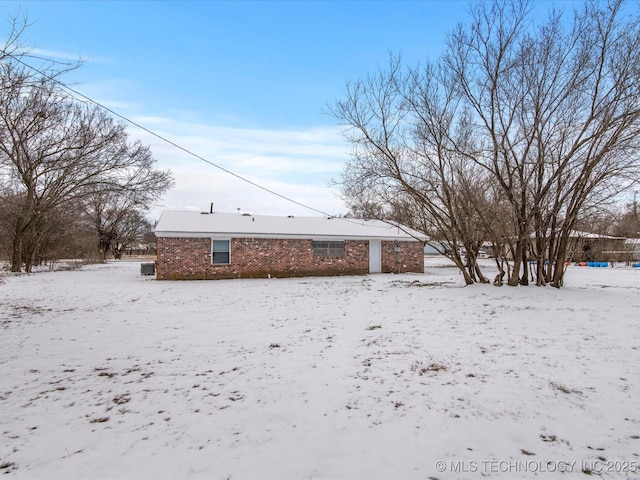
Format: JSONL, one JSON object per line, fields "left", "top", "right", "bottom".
{"left": 452, "top": 251, "right": 475, "bottom": 285}
{"left": 98, "top": 231, "right": 113, "bottom": 262}
{"left": 493, "top": 257, "right": 505, "bottom": 286}
{"left": 508, "top": 239, "right": 523, "bottom": 286}
{"left": 536, "top": 258, "right": 546, "bottom": 286}
{"left": 551, "top": 233, "right": 571, "bottom": 288}
{"left": 520, "top": 245, "right": 529, "bottom": 286}
{"left": 112, "top": 244, "right": 123, "bottom": 260}
{"left": 467, "top": 250, "right": 489, "bottom": 283}
{"left": 24, "top": 245, "right": 37, "bottom": 273}
{"left": 11, "top": 231, "right": 23, "bottom": 272}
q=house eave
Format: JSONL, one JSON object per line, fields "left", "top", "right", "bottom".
{"left": 155, "top": 231, "right": 423, "bottom": 242}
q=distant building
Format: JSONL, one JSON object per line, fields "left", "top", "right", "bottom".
{"left": 154, "top": 211, "right": 426, "bottom": 280}
{"left": 558, "top": 230, "right": 625, "bottom": 263}
{"left": 622, "top": 238, "right": 640, "bottom": 263}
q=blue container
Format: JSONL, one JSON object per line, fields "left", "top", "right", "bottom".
{"left": 633, "top": 263, "right": 640, "bottom": 268}
{"left": 600, "top": 262, "right": 608, "bottom": 267}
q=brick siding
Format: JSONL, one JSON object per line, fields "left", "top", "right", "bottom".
{"left": 156, "top": 237, "right": 423, "bottom": 280}
{"left": 381, "top": 240, "right": 425, "bottom": 274}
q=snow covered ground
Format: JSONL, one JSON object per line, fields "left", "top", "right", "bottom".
{"left": 1, "top": 258, "right": 639, "bottom": 479}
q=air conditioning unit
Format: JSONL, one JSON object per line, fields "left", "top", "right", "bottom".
{"left": 140, "top": 262, "right": 156, "bottom": 276}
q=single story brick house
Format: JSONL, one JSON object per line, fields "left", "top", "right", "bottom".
{"left": 154, "top": 210, "right": 426, "bottom": 280}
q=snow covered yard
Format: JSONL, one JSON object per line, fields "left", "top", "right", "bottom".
{"left": 1, "top": 259, "right": 639, "bottom": 479}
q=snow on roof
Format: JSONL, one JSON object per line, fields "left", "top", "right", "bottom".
{"left": 535, "top": 229, "right": 624, "bottom": 240}
{"left": 154, "top": 210, "right": 426, "bottom": 241}
{"left": 567, "top": 230, "right": 624, "bottom": 240}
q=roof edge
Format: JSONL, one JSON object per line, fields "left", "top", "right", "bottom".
{"left": 155, "top": 232, "right": 424, "bottom": 241}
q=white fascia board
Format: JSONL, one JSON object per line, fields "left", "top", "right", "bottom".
{"left": 154, "top": 231, "right": 213, "bottom": 238}
{"left": 156, "top": 231, "right": 421, "bottom": 242}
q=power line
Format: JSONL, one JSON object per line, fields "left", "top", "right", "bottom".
{"left": 9, "top": 54, "right": 333, "bottom": 217}
{"left": 4, "top": 54, "right": 430, "bottom": 240}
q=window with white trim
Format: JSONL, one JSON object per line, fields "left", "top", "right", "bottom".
{"left": 211, "top": 239, "right": 230, "bottom": 264}
{"left": 312, "top": 240, "right": 344, "bottom": 257}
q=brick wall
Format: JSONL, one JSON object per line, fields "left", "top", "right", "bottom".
{"left": 381, "top": 240, "right": 425, "bottom": 274}
{"left": 156, "top": 236, "right": 423, "bottom": 280}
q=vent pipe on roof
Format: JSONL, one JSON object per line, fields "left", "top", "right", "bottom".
{"left": 210, "top": 202, "right": 214, "bottom": 214}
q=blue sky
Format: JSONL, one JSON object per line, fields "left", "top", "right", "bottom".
{"left": 2, "top": 0, "right": 575, "bottom": 219}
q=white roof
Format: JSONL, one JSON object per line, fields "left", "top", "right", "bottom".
{"left": 155, "top": 210, "right": 426, "bottom": 241}
{"left": 567, "top": 230, "right": 623, "bottom": 240}
{"left": 535, "top": 229, "right": 624, "bottom": 240}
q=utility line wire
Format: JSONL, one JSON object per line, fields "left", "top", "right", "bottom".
{"left": 9, "top": 54, "right": 333, "bottom": 217}
{"left": 9, "top": 55, "right": 419, "bottom": 235}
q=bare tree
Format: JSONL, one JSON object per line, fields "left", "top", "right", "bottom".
{"left": 444, "top": 0, "right": 640, "bottom": 287}
{"left": 333, "top": 0, "right": 640, "bottom": 288}
{"left": 330, "top": 56, "right": 494, "bottom": 285}
{"left": 2, "top": 11, "right": 82, "bottom": 82}
{"left": 613, "top": 196, "right": 640, "bottom": 238}
{"left": 0, "top": 65, "right": 173, "bottom": 271}
{"left": 111, "top": 210, "right": 154, "bottom": 259}
{"left": 84, "top": 188, "right": 163, "bottom": 260}
{"left": 0, "top": 11, "right": 29, "bottom": 65}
